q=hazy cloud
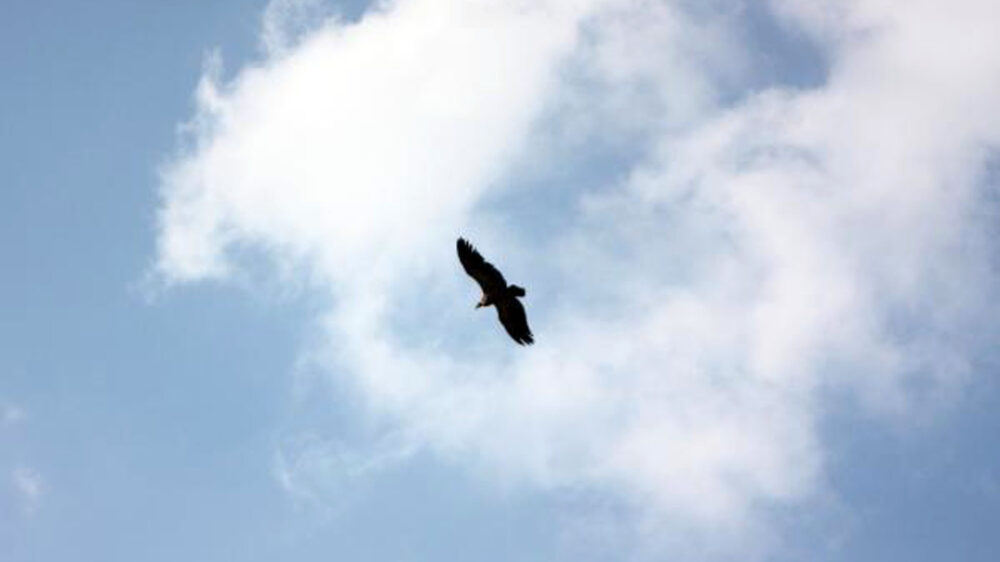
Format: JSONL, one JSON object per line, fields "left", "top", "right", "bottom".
{"left": 2, "top": 404, "right": 25, "bottom": 427}
{"left": 11, "top": 467, "right": 43, "bottom": 515}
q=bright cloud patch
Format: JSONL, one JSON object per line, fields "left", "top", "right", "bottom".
{"left": 155, "top": 0, "right": 1000, "bottom": 554}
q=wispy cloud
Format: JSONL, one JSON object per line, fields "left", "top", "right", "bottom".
{"left": 260, "top": 0, "right": 337, "bottom": 56}
{"left": 155, "top": 0, "right": 1000, "bottom": 556}
{"left": 273, "top": 430, "right": 417, "bottom": 510}
{"left": 11, "top": 467, "right": 43, "bottom": 515}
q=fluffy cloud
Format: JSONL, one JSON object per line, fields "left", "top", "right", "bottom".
{"left": 155, "top": 0, "right": 1000, "bottom": 555}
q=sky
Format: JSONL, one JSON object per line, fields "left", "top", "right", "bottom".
{"left": 2, "top": 0, "right": 1000, "bottom": 560}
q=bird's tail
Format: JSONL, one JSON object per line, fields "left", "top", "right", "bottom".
{"left": 508, "top": 285, "right": 526, "bottom": 297}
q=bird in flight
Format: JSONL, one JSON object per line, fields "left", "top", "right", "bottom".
{"left": 457, "top": 237, "right": 534, "bottom": 345}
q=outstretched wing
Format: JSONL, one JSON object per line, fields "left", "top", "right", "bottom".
{"left": 457, "top": 238, "right": 507, "bottom": 295}
{"left": 496, "top": 297, "right": 534, "bottom": 345}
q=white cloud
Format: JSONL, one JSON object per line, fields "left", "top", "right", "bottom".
{"left": 12, "top": 467, "right": 43, "bottom": 514}
{"left": 155, "top": 0, "right": 1000, "bottom": 556}
{"left": 156, "top": 0, "right": 598, "bottom": 285}
{"left": 273, "top": 430, "right": 417, "bottom": 509}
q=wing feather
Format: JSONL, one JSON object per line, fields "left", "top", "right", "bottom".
{"left": 457, "top": 238, "right": 507, "bottom": 295}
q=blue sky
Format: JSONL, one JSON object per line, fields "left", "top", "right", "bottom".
{"left": 2, "top": 1, "right": 999, "bottom": 561}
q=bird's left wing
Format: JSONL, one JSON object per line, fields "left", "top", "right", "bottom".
{"left": 457, "top": 238, "right": 507, "bottom": 294}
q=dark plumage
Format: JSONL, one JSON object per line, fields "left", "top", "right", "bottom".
{"left": 457, "top": 238, "right": 534, "bottom": 345}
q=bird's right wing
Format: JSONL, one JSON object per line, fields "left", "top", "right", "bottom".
{"left": 457, "top": 238, "right": 507, "bottom": 294}
{"left": 496, "top": 298, "right": 534, "bottom": 345}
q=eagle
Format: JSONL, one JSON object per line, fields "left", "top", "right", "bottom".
{"left": 457, "top": 237, "right": 534, "bottom": 345}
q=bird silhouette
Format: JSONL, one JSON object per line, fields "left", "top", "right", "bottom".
{"left": 457, "top": 238, "right": 533, "bottom": 345}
